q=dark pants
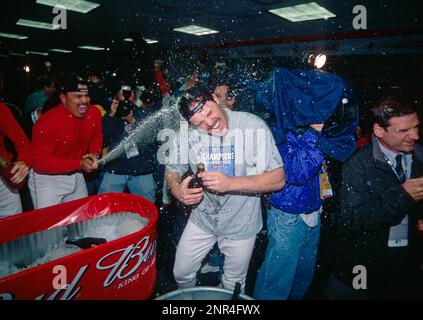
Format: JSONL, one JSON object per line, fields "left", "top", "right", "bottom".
{"left": 324, "top": 273, "right": 373, "bottom": 300}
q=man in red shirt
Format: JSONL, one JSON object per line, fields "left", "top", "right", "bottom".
{"left": 0, "top": 102, "right": 31, "bottom": 216}
{"left": 29, "top": 74, "right": 102, "bottom": 209}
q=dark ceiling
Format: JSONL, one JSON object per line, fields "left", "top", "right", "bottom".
{"left": 1, "top": 0, "right": 422, "bottom": 57}
{"left": 1, "top": 1, "right": 423, "bottom": 114}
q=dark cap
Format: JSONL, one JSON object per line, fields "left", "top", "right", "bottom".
{"left": 60, "top": 73, "right": 89, "bottom": 94}
{"left": 179, "top": 87, "right": 213, "bottom": 121}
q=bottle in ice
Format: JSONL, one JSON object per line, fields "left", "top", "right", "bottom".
{"left": 65, "top": 237, "right": 107, "bottom": 249}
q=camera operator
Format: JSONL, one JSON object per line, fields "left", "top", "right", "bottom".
{"left": 97, "top": 85, "right": 157, "bottom": 202}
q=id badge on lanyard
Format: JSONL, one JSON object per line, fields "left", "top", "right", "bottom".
{"left": 388, "top": 216, "right": 408, "bottom": 247}
{"left": 124, "top": 142, "right": 139, "bottom": 159}
{"left": 319, "top": 161, "right": 333, "bottom": 200}
{"left": 383, "top": 154, "right": 409, "bottom": 247}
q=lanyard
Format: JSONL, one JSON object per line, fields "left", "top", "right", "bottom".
{"left": 382, "top": 154, "right": 406, "bottom": 183}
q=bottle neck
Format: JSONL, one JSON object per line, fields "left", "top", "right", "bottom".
{"left": 196, "top": 163, "right": 205, "bottom": 173}
{"left": 0, "top": 156, "right": 9, "bottom": 168}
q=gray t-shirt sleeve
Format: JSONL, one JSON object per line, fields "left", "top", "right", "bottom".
{"left": 253, "top": 116, "right": 284, "bottom": 173}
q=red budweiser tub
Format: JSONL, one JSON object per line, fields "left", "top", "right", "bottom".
{"left": 0, "top": 193, "right": 158, "bottom": 300}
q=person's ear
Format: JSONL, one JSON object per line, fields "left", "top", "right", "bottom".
{"left": 212, "top": 93, "right": 219, "bottom": 105}
{"left": 59, "top": 93, "right": 66, "bottom": 105}
{"left": 373, "top": 123, "right": 386, "bottom": 138}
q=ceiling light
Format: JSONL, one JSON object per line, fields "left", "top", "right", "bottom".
{"left": 0, "top": 32, "right": 28, "bottom": 40}
{"left": 78, "top": 45, "right": 105, "bottom": 51}
{"left": 16, "top": 19, "right": 59, "bottom": 30}
{"left": 313, "top": 54, "right": 326, "bottom": 68}
{"left": 0, "top": 54, "right": 10, "bottom": 58}
{"left": 124, "top": 37, "right": 157, "bottom": 44}
{"left": 49, "top": 48, "right": 72, "bottom": 53}
{"left": 269, "top": 2, "right": 336, "bottom": 22}
{"left": 304, "top": 53, "right": 327, "bottom": 69}
{"left": 144, "top": 38, "right": 158, "bottom": 44}
{"left": 173, "top": 25, "right": 219, "bottom": 36}
{"left": 36, "top": 0, "right": 100, "bottom": 14}
{"left": 26, "top": 51, "right": 49, "bottom": 56}
{"left": 9, "top": 52, "right": 26, "bottom": 56}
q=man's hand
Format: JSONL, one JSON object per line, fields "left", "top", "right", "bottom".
{"left": 174, "top": 175, "right": 204, "bottom": 206}
{"left": 80, "top": 154, "right": 99, "bottom": 173}
{"left": 83, "top": 153, "right": 99, "bottom": 162}
{"left": 10, "top": 161, "right": 29, "bottom": 184}
{"left": 310, "top": 123, "right": 324, "bottom": 132}
{"left": 198, "top": 171, "right": 233, "bottom": 193}
{"left": 403, "top": 176, "right": 423, "bottom": 201}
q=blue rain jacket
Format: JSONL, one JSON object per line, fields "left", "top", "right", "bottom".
{"left": 255, "top": 67, "right": 358, "bottom": 214}
{"left": 269, "top": 128, "right": 325, "bottom": 214}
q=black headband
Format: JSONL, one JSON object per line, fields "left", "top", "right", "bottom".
{"left": 186, "top": 100, "right": 205, "bottom": 120}
{"left": 180, "top": 95, "right": 210, "bottom": 120}
{"left": 179, "top": 87, "right": 212, "bottom": 120}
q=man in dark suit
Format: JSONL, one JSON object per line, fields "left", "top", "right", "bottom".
{"left": 327, "top": 95, "right": 423, "bottom": 299}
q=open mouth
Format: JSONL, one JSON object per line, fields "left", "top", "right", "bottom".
{"left": 211, "top": 121, "right": 220, "bottom": 130}
{"left": 207, "top": 120, "right": 228, "bottom": 136}
{"left": 78, "top": 105, "right": 88, "bottom": 114}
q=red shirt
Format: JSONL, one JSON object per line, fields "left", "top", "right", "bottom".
{"left": 0, "top": 102, "right": 31, "bottom": 166}
{"left": 32, "top": 103, "right": 102, "bottom": 174}
{"left": 155, "top": 69, "right": 169, "bottom": 96}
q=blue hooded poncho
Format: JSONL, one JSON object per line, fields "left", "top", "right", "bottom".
{"left": 255, "top": 67, "right": 359, "bottom": 214}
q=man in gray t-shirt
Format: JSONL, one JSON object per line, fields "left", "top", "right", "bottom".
{"left": 165, "top": 87, "right": 284, "bottom": 292}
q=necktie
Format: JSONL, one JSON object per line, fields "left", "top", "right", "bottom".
{"left": 395, "top": 154, "right": 406, "bottom": 183}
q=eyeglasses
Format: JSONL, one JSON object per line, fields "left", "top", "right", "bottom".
{"left": 392, "top": 126, "right": 419, "bottom": 135}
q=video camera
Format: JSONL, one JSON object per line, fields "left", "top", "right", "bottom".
{"left": 115, "top": 85, "right": 134, "bottom": 118}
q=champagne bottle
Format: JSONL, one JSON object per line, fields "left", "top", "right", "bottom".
{"left": 0, "top": 156, "right": 8, "bottom": 168}
{"left": 188, "top": 163, "right": 205, "bottom": 189}
{"left": 179, "top": 163, "right": 205, "bottom": 213}
{"left": 180, "top": 166, "right": 194, "bottom": 187}
{"left": 0, "top": 156, "right": 26, "bottom": 189}
{"left": 65, "top": 237, "right": 107, "bottom": 249}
